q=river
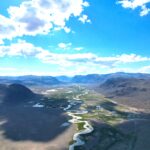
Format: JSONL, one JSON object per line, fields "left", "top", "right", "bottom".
{"left": 63, "top": 90, "right": 94, "bottom": 150}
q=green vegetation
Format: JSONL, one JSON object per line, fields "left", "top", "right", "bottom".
{"left": 47, "top": 91, "right": 73, "bottom": 100}
{"left": 77, "top": 122, "right": 85, "bottom": 131}
{"left": 43, "top": 85, "right": 139, "bottom": 150}
{"left": 98, "top": 113, "right": 124, "bottom": 125}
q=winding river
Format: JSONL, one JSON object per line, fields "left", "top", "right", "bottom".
{"left": 68, "top": 111, "right": 94, "bottom": 150}
{"left": 64, "top": 91, "right": 94, "bottom": 150}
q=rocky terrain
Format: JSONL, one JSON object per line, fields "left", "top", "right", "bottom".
{"left": 0, "top": 73, "right": 150, "bottom": 150}
{"left": 99, "top": 77, "right": 150, "bottom": 111}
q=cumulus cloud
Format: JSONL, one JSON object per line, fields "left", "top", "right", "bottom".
{"left": 79, "top": 14, "right": 91, "bottom": 23}
{"left": 58, "top": 43, "right": 84, "bottom": 51}
{"left": 0, "top": 0, "right": 90, "bottom": 43}
{"left": 114, "top": 53, "right": 150, "bottom": 63}
{"left": 1, "top": 40, "right": 150, "bottom": 75}
{"left": 0, "top": 15, "right": 16, "bottom": 44}
{"left": 58, "top": 42, "right": 72, "bottom": 50}
{"left": 118, "top": 0, "right": 150, "bottom": 16}
{"left": 0, "top": 40, "right": 150, "bottom": 68}
{"left": 0, "top": 40, "right": 44, "bottom": 57}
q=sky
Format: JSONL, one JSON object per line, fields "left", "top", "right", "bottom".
{"left": 0, "top": 0, "right": 150, "bottom": 76}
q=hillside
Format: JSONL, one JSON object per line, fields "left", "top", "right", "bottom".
{"left": 71, "top": 72, "right": 150, "bottom": 84}
{"left": 0, "top": 84, "right": 36, "bottom": 104}
{"left": 99, "top": 77, "right": 150, "bottom": 110}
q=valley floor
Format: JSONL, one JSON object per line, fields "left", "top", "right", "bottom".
{"left": 0, "top": 84, "right": 150, "bottom": 150}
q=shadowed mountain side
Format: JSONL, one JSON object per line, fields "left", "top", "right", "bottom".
{"left": 4, "top": 84, "right": 35, "bottom": 104}
{"left": 0, "top": 105, "right": 69, "bottom": 142}
{"left": 76, "top": 116, "right": 150, "bottom": 150}
{"left": 116, "top": 119, "right": 150, "bottom": 150}
{"left": 0, "top": 83, "right": 37, "bottom": 104}
{"left": 0, "top": 84, "right": 7, "bottom": 100}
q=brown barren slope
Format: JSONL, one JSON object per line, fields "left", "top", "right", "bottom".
{"left": 99, "top": 78, "right": 150, "bottom": 111}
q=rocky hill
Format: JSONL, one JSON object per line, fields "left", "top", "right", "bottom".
{"left": 99, "top": 77, "right": 150, "bottom": 110}
{"left": 0, "top": 84, "right": 36, "bottom": 104}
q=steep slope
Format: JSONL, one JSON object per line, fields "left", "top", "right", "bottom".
{"left": 0, "top": 84, "right": 36, "bottom": 104}
{"left": 99, "top": 78, "right": 150, "bottom": 110}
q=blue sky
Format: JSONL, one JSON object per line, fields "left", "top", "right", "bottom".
{"left": 0, "top": 0, "right": 150, "bottom": 76}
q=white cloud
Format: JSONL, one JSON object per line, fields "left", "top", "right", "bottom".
{"left": 94, "top": 53, "right": 150, "bottom": 64}
{"left": 58, "top": 42, "right": 72, "bottom": 50}
{"left": 74, "top": 47, "right": 84, "bottom": 51}
{"left": 0, "top": 39, "right": 44, "bottom": 57}
{"left": 118, "top": 0, "right": 150, "bottom": 16}
{"left": 116, "top": 53, "right": 150, "bottom": 63}
{"left": 82, "top": 1, "right": 90, "bottom": 7}
{"left": 140, "top": 5, "right": 150, "bottom": 16}
{"left": 1, "top": 40, "right": 150, "bottom": 75}
{"left": 79, "top": 14, "right": 91, "bottom": 23}
{"left": 0, "top": 15, "right": 16, "bottom": 44}
{"left": 58, "top": 43, "right": 84, "bottom": 51}
{"left": 0, "top": 0, "right": 90, "bottom": 43}
{"left": 1, "top": 40, "right": 150, "bottom": 66}
{"left": 63, "top": 27, "right": 71, "bottom": 33}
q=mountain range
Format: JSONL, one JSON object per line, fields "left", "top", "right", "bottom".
{"left": 0, "top": 75, "right": 61, "bottom": 86}
{"left": 1, "top": 72, "right": 150, "bottom": 110}
{"left": 1, "top": 72, "right": 150, "bottom": 86}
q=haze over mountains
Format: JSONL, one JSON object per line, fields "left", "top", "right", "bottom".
{"left": 70, "top": 72, "right": 150, "bottom": 84}
{"left": 1, "top": 72, "right": 150, "bottom": 86}
{"left": 0, "top": 76, "right": 61, "bottom": 86}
